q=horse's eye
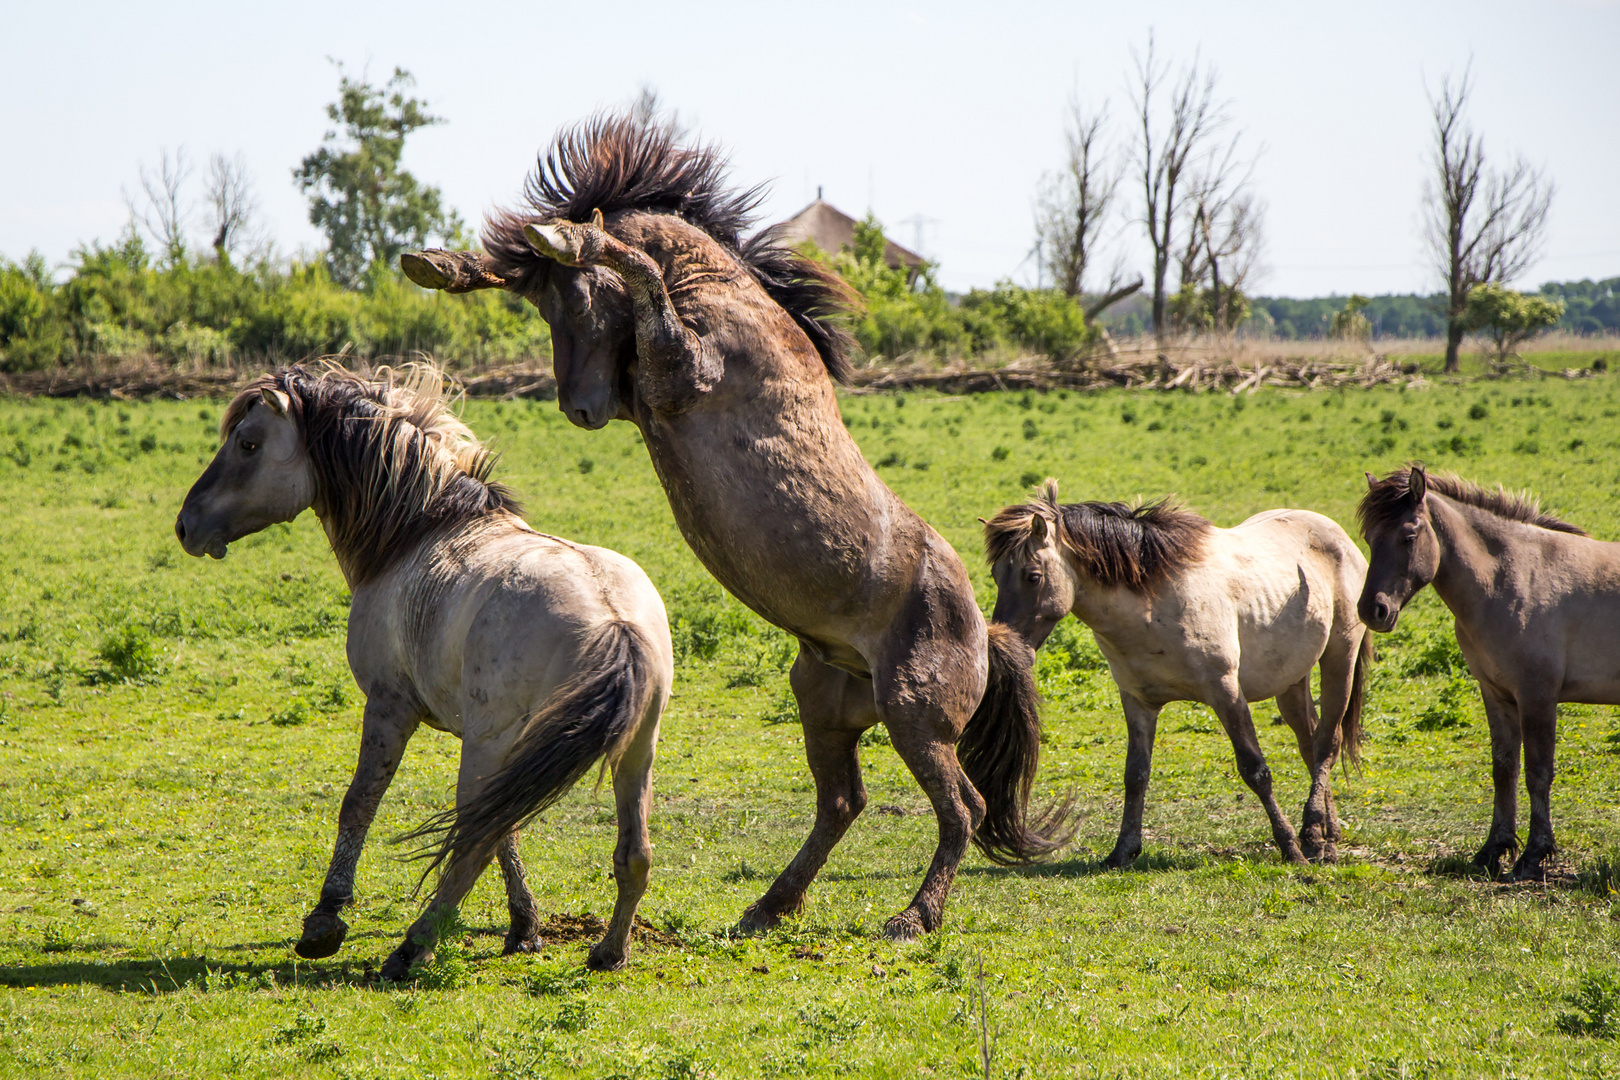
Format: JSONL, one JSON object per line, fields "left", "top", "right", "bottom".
{"left": 240, "top": 439, "right": 259, "bottom": 454}
{"left": 1025, "top": 570, "right": 1043, "bottom": 584}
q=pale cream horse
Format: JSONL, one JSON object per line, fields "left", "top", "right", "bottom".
{"left": 984, "top": 481, "right": 1372, "bottom": 865}
{"left": 175, "top": 364, "right": 672, "bottom": 977}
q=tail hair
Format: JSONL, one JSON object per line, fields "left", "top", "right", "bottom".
{"left": 396, "top": 621, "right": 658, "bottom": 889}
{"left": 956, "top": 622, "right": 1077, "bottom": 865}
{"left": 1341, "top": 631, "right": 1373, "bottom": 772}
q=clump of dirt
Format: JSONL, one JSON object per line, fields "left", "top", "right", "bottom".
{"left": 533, "top": 912, "right": 682, "bottom": 949}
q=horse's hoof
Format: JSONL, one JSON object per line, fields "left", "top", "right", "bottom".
{"left": 379, "top": 946, "right": 416, "bottom": 983}
{"left": 294, "top": 911, "right": 349, "bottom": 960}
{"left": 1510, "top": 847, "right": 1552, "bottom": 882}
{"left": 882, "top": 910, "right": 926, "bottom": 942}
{"left": 400, "top": 252, "right": 452, "bottom": 291}
{"left": 1299, "top": 834, "right": 1325, "bottom": 862}
{"left": 1280, "top": 844, "right": 1309, "bottom": 866}
{"left": 586, "top": 942, "right": 628, "bottom": 972}
{"left": 502, "top": 933, "right": 543, "bottom": 957}
{"left": 1101, "top": 846, "right": 1139, "bottom": 870}
{"left": 733, "top": 903, "right": 782, "bottom": 936}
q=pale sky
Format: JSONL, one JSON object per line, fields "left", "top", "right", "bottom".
{"left": 4, "top": 1, "right": 1617, "bottom": 298}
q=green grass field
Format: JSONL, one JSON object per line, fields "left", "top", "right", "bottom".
{"left": 3, "top": 371, "right": 1620, "bottom": 1078}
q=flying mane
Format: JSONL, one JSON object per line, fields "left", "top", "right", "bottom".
{"left": 222, "top": 363, "right": 520, "bottom": 584}
{"left": 983, "top": 479, "right": 1212, "bottom": 592}
{"left": 1358, "top": 465, "right": 1586, "bottom": 539}
{"left": 482, "top": 111, "right": 858, "bottom": 383}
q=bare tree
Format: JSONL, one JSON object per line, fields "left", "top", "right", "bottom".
{"left": 126, "top": 147, "right": 192, "bottom": 266}
{"left": 204, "top": 152, "right": 259, "bottom": 262}
{"left": 1424, "top": 66, "right": 1554, "bottom": 372}
{"left": 1131, "top": 35, "right": 1224, "bottom": 343}
{"left": 1035, "top": 96, "right": 1132, "bottom": 302}
{"left": 1176, "top": 139, "right": 1265, "bottom": 331}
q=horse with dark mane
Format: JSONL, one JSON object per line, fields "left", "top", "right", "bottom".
{"left": 1359, "top": 464, "right": 1620, "bottom": 880}
{"left": 404, "top": 113, "right": 1071, "bottom": 938}
{"left": 985, "top": 481, "right": 1371, "bottom": 865}
{"left": 175, "top": 364, "right": 673, "bottom": 976}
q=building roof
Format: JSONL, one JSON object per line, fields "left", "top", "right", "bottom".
{"left": 769, "top": 198, "right": 926, "bottom": 273}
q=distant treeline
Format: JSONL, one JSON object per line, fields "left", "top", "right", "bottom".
{"left": 1249, "top": 278, "right": 1618, "bottom": 340}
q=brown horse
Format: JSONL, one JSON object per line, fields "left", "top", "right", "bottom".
{"left": 404, "top": 114, "right": 1070, "bottom": 939}
{"left": 175, "top": 364, "right": 673, "bottom": 976}
{"left": 1359, "top": 465, "right": 1620, "bottom": 880}
{"left": 985, "top": 481, "right": 1370, "bottom": 866}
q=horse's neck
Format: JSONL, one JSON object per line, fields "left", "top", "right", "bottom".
{"left": 1427, "top": 495, "right": 1509, "bottom": 622}
{"left": 1063, "top": 562, "right": 1149, "bottom": 635}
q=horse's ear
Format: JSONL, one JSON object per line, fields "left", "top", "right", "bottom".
{"left": 259, "top": 388, "right": 290, "bottom": 417}
{"left": 590, "top": 208, "right": 605, "bottom": 230}
{"left": 1409, "top": 464, "right": 1428, "bottom": 503}
{"left": 1365, "top": 471, "right": 1378, "bottom": 489}
{"left": 1029, "top": 514, "right": 1049, "bottom": 543}
{"left": 976, "top": 516, "right": 990, "bottom": 526}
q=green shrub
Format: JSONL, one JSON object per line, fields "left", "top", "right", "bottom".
{"left": 1556, "top": 971, "right": 1620, "bottom": 1038}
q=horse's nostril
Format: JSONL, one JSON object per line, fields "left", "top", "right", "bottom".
{"left": 1373, "top": 600, "right": 1390, "bottom": 623}
{"left": 175, "top": 515, "right": 186, "bottom": 543}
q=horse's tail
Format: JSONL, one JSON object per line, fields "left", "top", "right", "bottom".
{"left": 398, "top": 620, "right": 660, "bottom": 889}
{"left": 1341, "top": 630, "right": 1373, "bottom": 771}
{"left": 957, "top": 622, "right": 1077, "bottom": 866}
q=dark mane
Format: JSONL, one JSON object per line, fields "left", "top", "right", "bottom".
{"left": 482, "top": 111, "right": 856, "bottom": 383}
{"left": 223, "top": 364, "right": 521, "bottom": 585}
{"left": 1358, "top": 465, "right": 1586, "bottom": 540}
{"left": 983, "top": 479, "right": 1211, "bottom": 592}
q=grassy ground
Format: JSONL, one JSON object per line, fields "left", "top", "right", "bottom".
{"left": 2, "top": 369, "right": 1620, "bottom": 1077}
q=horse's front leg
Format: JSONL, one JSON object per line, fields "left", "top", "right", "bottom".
{"left": 296, "top": 689, "right": 421, "bottom": 959}
{"left": 495, "top": 833, "right": 542, "bottom": 956}
{"left": 1212, "top": 683, "right": 1306, "bottom": 865}
{"left": 1104, "top": 693, "right": 1160, "bottom": 869}
{"left": 1474, "top": 686, "right": 1523, "bottom": 874}
{"left": 1511, "top": 691, "right": 1558, "bottom": 881}
{"left": 400, "top": 249, "right": 510, "bottom": 293}
{"left": 524, "top": 218, "right": 722, "bottom": 411}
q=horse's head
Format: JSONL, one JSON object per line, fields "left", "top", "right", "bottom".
{"left": 175, "top": 387, "right": 315, "bottom": 559}
{"left": 1357, "top": 465, "right": 1440, "bottom": 632}
{"left": 986, "top": 508, "right": 1074, "bottom": 649}
{"left": 523, "top": 239, "right": 637, "bottom": 431}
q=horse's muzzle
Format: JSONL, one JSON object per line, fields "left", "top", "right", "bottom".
{"left": 175, "top": 510, "right": 228, "bottom": 559}
{"left": 1358, "top": 594, "right": 1399, "bottom": 633}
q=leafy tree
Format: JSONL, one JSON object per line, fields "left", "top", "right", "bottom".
{"left": 294, "top": 67, "right": 463, "bottom": 288}
{"left": 1329, "top": 294, "right": 1371, "bottom": 340}
{"left": 1464, "top": 284, "right": 1564, "bottom": 362}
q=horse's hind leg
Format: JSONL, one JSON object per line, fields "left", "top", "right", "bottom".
{"left": 1212, "top": 683, "right": 1306, "bottom": 864}
{"left": 1510, "top": 692, "right": 1558, "bottom": 882}
{"left": 297, "top": 690, "right": 420, "bottom": 960}
{"left": 1474, "top": 687, "right": 1523, "bottom": 874}
{"left": 737, "top": 649, "right": 874, "bottom": 934}
{"left": 588, "top": 698, "right": 662, "bottom": 972}
{"left": 496, "top": 833, "right": 542, "bottom": 955}
{"left": 1103, "top": 693, "right": 1161, "bottom": 869}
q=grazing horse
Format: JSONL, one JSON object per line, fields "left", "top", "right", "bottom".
{"left": 984, "top": 481, "right": 1371, "bottom": 865}
{"left": 402, "top": 114, "right": 1070, "bottom": 939}
{"left": 1358, "top": 465, "right": 1620, "bottom": 880}
{"left": 175, "top": 364, "right": 673, "bottom": 976}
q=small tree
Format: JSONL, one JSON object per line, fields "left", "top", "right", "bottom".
{"left": 126, "top": 148, "right": 192, "bottom": 268}
{"left": 205, "top": 152, "right": 259, "bottom": 263}
{"left": 1424, "top": 66, "right": 1554, "bottom": 373}
{"left": 294, "top": 66, "right": 463, "bottom": 288}
{"left": 1464, "top": 284, "right": 1563, "bottom": 362}
{"left": 1330, "top": 294, "right": 1372, "bottom": 341}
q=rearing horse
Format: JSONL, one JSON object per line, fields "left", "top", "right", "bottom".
{"left": 405, "top": 114, "right": 1070, "bottom": 938}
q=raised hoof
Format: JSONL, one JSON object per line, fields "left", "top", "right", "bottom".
{"left": 502, "top": 933, "right": 543, "bottom": 957}
{"left": 882, "top": 909, "right": 926, "bottom": 942}
{"left": 400, "top": 252, "right": 452, "bottom": 291}
{"left": 523, "top": 223, "right": 585, "bottom": 266}
{"left": 586, "top": 941, "right": 628, "bottom": 972}
{"left": 294, "top": 910, "right": 349, "bottom": 960}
